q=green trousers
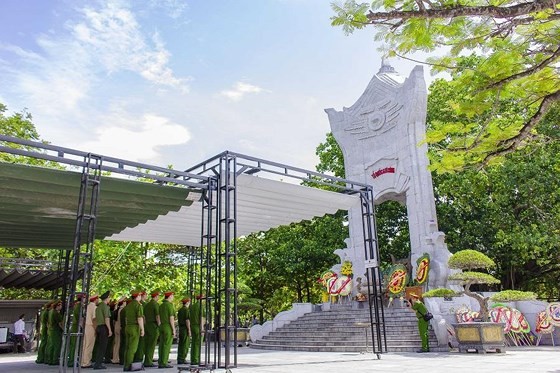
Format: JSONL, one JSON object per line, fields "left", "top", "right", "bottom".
{"left": 417, "top": 318, "right": 429, "bottom": 351}
{"left": 158, "top": 324, "right": 173, "bottom": 367}
{"left": 144, "top": 322, "right": 159, "bottom": 366}
{"left": 36, "top": 330, "right": 48, "bottom": 363}
{"left": 119, "top": 328, "right": 126, "bottom": 364}
{"left": 46, "top": 330, "right": 62, "bottom": 365}
{"left": 177, "top": 326, "right": 190, "bottom": 363}
{"left": 190, "top": 328, "right": 201, "bottom": 365}
{"left": 133, "top": 335, "right": 144, "bottom": 362}
{"left": 124, "top": 325, "right": 140, "bottom": 370}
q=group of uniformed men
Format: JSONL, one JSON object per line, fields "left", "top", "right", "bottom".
{"left": 35, "top": 288, "right": 204, "bottom": 371}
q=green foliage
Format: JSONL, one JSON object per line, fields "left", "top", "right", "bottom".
{"left": 448, "top": 249, "right": 496, "bottom": 270}
{"left": 0, "top": 102, "right": 58, "bottom": 167}
{"left": 0, "top": 103, "right": 39, "bottom": 141}
{"left": 315, "top": 132, "right": 346, "bottom": 178}
{"left": 490, "top": 290, "right": 537, "bottom": 302}
{"left": 91, "top": 241, "right": 191, "bottom": 299}
{"left": 331, "top": 1, "right": 560, "bottom": 170}
{"left": 448, "top": 271, "right": 500, "bottom": 285}
{"left": 237, "top": 213, "right": 345, "bottom": 320}
{"left": 422, "top": 288, "right": 459, "bottom": 298}
{"left": 330, "top": 1, "right": 371, "bottom": 35}
{"left": 430, "top": 78, "right": 560, "bottom": 299}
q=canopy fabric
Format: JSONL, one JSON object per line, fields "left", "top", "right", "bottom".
{"left": 107, "top": 174, "right": 361, "bottom": 246}
{"left": 0, "top": 161, "right": 360, "bottom": 249}
{"left": 0, "top": 268, "right": 82, "bottom": 290}
{"left": 0, "top": 162, "right": 199, "bottom": 249}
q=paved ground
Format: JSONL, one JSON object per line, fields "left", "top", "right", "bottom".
{"left": 1, "top": 346, "right": 559, "bottom": 372}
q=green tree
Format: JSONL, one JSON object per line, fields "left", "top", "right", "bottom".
{"left": 0, "top": 103, "right": 40, "bottom": 141}
{"left": 331, "top": 0, "right": 560, "bottom": 171}
{"left": 448, "top": 249, "right": 501, "bottom": 321}
{"left": 237, "top": 213, "right": 346, "bottom": 320}
{"left": 0, "top": 102, "right": 61, "bottom": 169}
{"left": 90, "top": 241, "right": 191, "bottom": 299}
{"left": 429, "top": 77, "right": 560, "bottom": 299}
{"left": 237, "top": 232, "right": 282, "bottom": 321}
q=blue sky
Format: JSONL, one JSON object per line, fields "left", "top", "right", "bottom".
{"left": 0, "top": 0, "right": 426, "bottom": 171}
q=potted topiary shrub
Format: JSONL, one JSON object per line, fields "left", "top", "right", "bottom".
{"left": 422, "top": 288, "right": 460, "bottom": 299}
{"left": 490, "top": 290, "right": 537, "bottom": 303}
{"left": 447, "top": 249, "right": 505, "bottom": 353}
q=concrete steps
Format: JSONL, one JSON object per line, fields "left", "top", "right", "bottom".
{"left": 251, "top": 304, "right": 448, "bottom": 353}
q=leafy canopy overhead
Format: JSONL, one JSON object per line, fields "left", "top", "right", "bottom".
{"left": 331, "top": 0, "right": 560, "bottom": 171}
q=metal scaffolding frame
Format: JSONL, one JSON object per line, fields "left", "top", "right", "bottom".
{"left": 60, "top": 151, "right": 103, "bottom": 371}
{"left": 185, "top": 151, "right": 388, "bottom": 369}
{"left": 0, "top": 136, "right": 387, "bottom": 371}
{"left": 360, "top": 188, "right": 387, "bottom": 358}
{"left": 0, "top": 135, "right": 209, "bottom": 372}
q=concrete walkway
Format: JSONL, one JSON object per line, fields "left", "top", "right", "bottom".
{"left": 1, "top": 346, "right": 558, "bottom": 372}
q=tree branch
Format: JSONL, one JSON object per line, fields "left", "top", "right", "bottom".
{"left": 486, "top": 46, "right": 560, "bottom": 89}
{"left": 366, "top": 0, "right": 557, "bottom": 21}
{"left": 393, "top": 52, "right": 466, "bottom": 71}
{"left": 479, "top": 89, "right": 560, "bottom": 166}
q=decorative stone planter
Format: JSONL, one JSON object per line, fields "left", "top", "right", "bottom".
{"left": 453, "top": 322, "right": 506, "bottom": 353}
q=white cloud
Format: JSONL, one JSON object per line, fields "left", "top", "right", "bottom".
{"left": 149, "top": 0, "right": 188, "bottom": 19}
{"left": 72, "top": 1, "right": 189, "bottom": 91}
{"left": 1, "top": 0, "right": 188, "bottom": 117}
{"left": 220, "top": 82, "right": 267, "bottom": 102}
{"left": 79, "top": 111, "right": 191, "bottom": 163}
{"left": 0, "top": 0, "right": 193, "bottom": 165}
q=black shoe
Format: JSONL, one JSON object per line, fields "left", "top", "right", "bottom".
{"left": 177, "top": 361, "right": 185, "bottom": 364}
{"left": 93, "top": 366, "right": 107, "bottom": 370}
{"left": 123, "top": 368, "right": 131, "bottom": 372}
{"left": 158, "top": 364, "right": 173, "bottom": 369}
{"left": 82, "top": 365, "right": 93, "bottom": 369}
{"left": 144, "top": 364, "right": 155, "bottom": 367}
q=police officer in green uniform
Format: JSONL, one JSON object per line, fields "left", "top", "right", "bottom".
{"left": 93, "top": 291, "right": 113, "bottom": 370}
{"left": 36, "top": 300, "right": 52, "bottom": 364}
{"left": 158, "top": 291, "right": 176, "bottom": 369}
{"left": 143, "top": 290, "right": 161, "bottom": 367}
{"left": 46, "top": 300, "right": 63, "bottom": 365}
{"left": 119, "top": 299, "right": 129, "bottom": 365}
{"left": 133, "top": 290, "right": 147, "bottom": 365}
{"left": 105, "top": 299, "right": 116, "bottom": 364}
{"left": 68, "top": 294, "right": 84, "bottom": 367}
{"left": 409, "top": 293, "right": 430, "bottom": 353}
{"left": 177, "top": 297, "right": 192, "bottom": 365}
{"left": 123, "top": 289, "right": 145, "bottom": 371}
{"left": 189, "top": 294, "right": 204, "bottom": 367}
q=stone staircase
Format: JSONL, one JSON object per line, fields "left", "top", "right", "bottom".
{"left": 250, "top": 304, "right": 448, "bottom": 353}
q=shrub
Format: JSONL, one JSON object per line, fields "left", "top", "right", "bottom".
{"left": 490, "top": 290, "right": 537, "bottom": 302}
{"left": 422, "top": 288, "right": 459, "bottom": 298}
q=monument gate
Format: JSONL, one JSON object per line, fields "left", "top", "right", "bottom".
{"left": 325, "top": 62, "right": 452, "bottom": 290}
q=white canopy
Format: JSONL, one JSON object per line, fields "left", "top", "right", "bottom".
{"left": 106, "top": 173, "right": 361, "bottom": 246}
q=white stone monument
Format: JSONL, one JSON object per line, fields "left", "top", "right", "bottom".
{"left": 325, "top": 62, "right": 452, "bottom": 289}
